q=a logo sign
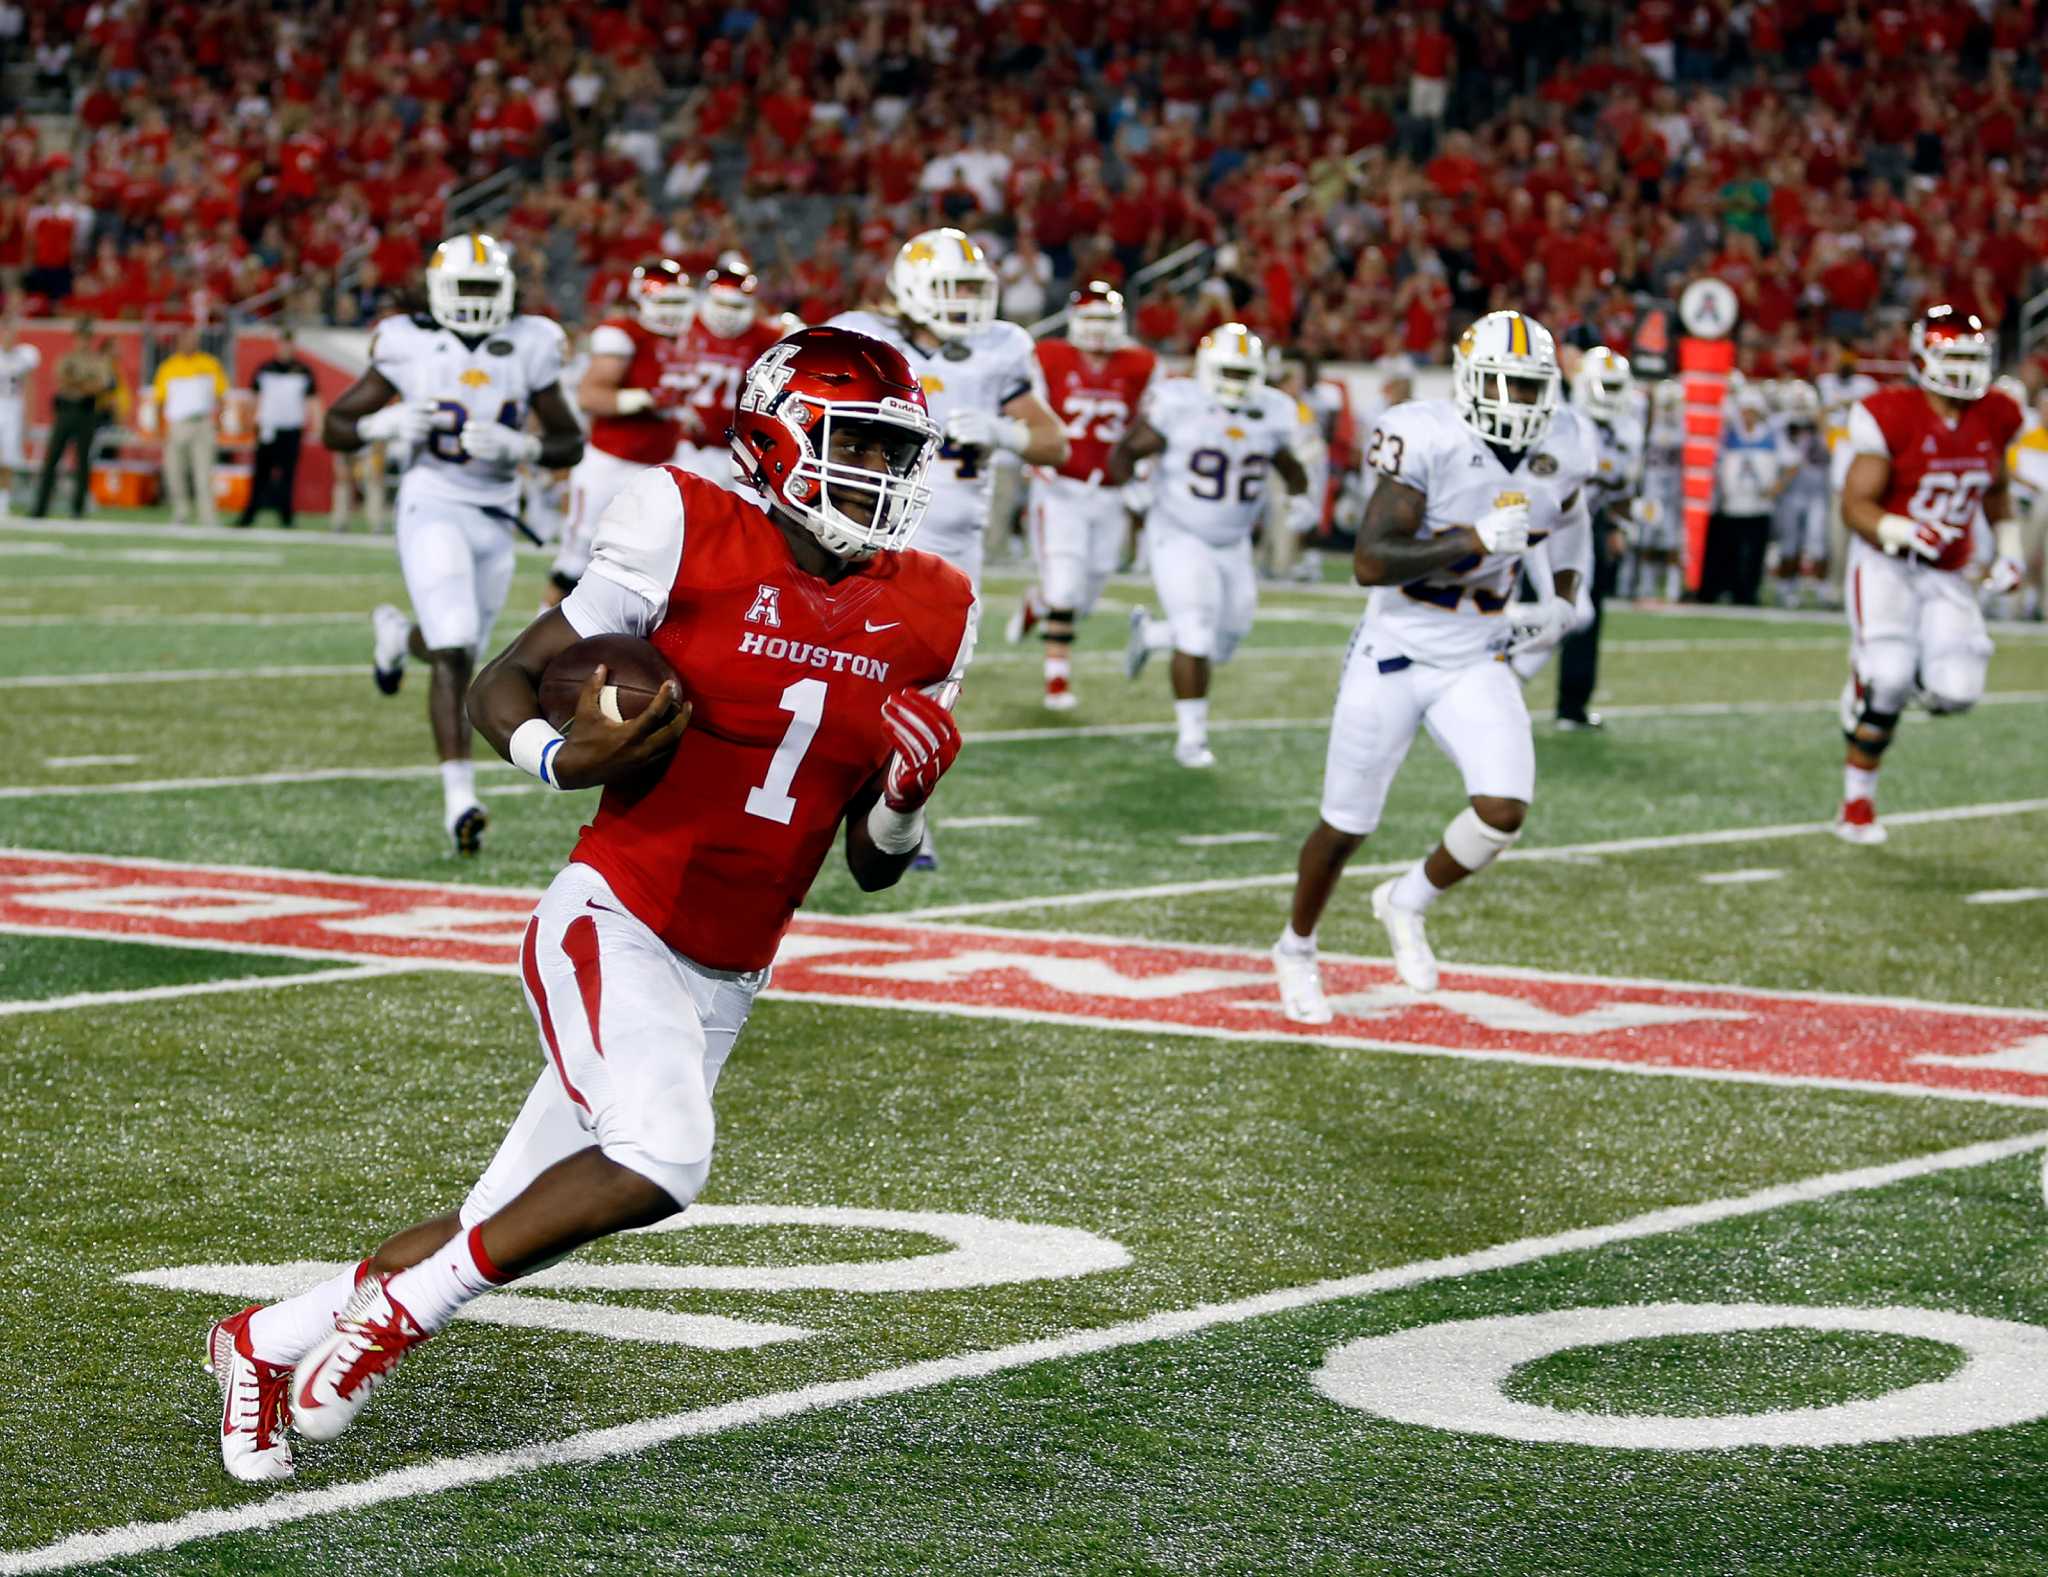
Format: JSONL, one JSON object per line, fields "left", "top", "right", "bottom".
{"left": 744, "top": 584, "right": 783, "bottom": 628}
{"left": 1679, "top": 278, "right": 1739, "bottom": 340}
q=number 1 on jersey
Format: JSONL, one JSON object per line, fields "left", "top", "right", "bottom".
{"left": 746, "top": 677, "right": 826, "bottom": 825}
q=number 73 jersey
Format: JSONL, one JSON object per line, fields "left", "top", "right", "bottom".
{"left": 1847, "top": 386, "right": 2023, "bottom": 574}
{"left": 369, "top": 311, "right": 568, "bottom": 509}
{"left": 1146, "top": 377, "right": 1315, "bottom": 546}
{"left": 558, "top": 467, "right": 977, "bottom": 972}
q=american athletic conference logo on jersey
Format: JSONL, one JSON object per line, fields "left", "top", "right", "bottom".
{"left": 745, "top": 584, "right": 783, "bottom": 628}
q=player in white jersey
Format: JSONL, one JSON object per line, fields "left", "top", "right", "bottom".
{"left": 1624, "top": 379, "right": 1684, "bottom": 600}
{"left": 2000, "top": 378, "right": 2047, "bottom": 622}
{"left": 828, "top": 228, "right": 1067, "bottom": 594}
{"left": 324, "top": 233, "right": 584, "bottom": 854}
{"left": 0, "top": 320, "right": 40, "bottom": 514}
{"left": 1768, "top": 380, "right": 1830, "bottom": 607}
{"left": 1107, "top": 324, "right": 1315, "bottom": 767}
{"left": 1269, "top": 310, "right": 1595, "bottom": 1017}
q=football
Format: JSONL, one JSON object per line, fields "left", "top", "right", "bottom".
{"left": 537, "top": 634, "right": 682, "bottom": 729}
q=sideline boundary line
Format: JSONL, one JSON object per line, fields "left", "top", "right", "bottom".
{"left": 6, "top": 1129, "right": 2040, "bottom": 1574}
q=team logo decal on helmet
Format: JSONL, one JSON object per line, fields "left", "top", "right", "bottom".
{"left": 1453, "top": 310, "right": 1560, "bottom": 451}
{"left": 731, "top": 327, "right": 940, "bottom": 560}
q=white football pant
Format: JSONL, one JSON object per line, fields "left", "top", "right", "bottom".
{"left": 395, "top": 487, "right": 518, "bottom": 657}
{"left": 1149, "top": 522, "right": 1256, "bottom": 662}
{"left": 461, "top": 863, "right": 762, "bottom": 1222}
{"left": 1030, "top": 472, "right": 1125, "bottom": 617}
{"left": 554, "top": 446, "right": 651, "bottom": 584}
{"left": 1845, "top": 538, "right": 1991, "bottom": 715}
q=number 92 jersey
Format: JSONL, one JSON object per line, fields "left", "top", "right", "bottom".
{"left": 825, "top": 310, "right": 1041, "bottom": 549}
{"left": 1146, "top": 377, "right": 1316, "bottom": 546}
{"left": 1364, "top": 397, "right": 1598, "bottom": 666}
{"left": 369, "top": 312, "right": 568, "bottom": 509}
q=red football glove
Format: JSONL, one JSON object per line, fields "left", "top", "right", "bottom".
{"left": 881, "top": 688, "right": 961, "bottom": 813}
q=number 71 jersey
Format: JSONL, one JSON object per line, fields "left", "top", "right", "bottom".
{"left": 1146, "top": 377, "right": 1313, "bottom": 546}
{"left": 369, "top": 311, "right": 568, "bottom": 508}
{"left": 1848, "top": 385, "right": 2023, "bottom": 574}
{"left": 563, "top": 467, "right": 977, "bottom": 972}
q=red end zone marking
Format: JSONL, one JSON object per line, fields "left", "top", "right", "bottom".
{"left": 6, "top": 849, "right": 2048, "bottom": 1105}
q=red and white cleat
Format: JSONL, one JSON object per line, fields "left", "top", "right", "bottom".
{"left": 207, "top": 1306, "right": 295, "bottom": 1483}
{"left": 1043, "top": 680, "right": 1078, "bottom": 711}
{"left": 1004, "top": 597, "right": 1040, "bottom": 645}
{"left": 1833, "top": 798, "right": 1888, "bottom": 846}
{"left": 291, "top": 1277, "right": 431, "bottom": 1442}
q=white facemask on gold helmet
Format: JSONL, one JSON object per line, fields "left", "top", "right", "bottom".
{"left": 889, "top": 228, "right": 998, "bottom": 341}
{"left": 1195, "top": 323, "right": 1266, "bottom": 409}
{"left": 425, "top": 233, "right": 516, "bottom": 334}
{"left": 1453, "top": 310, "right": 1560, "bottom": 451}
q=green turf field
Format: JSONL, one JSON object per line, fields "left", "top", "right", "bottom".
{"left": 4, "top": 513, "right": 2048, "bottom": 1574}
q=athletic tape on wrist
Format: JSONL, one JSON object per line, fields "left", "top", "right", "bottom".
{"left": 867, "top": 798, "right": 926, "bottom": 854}
{"left": 510, "top": 717, "right": 567, "bottom": 788}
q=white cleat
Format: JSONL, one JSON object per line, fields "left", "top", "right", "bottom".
{"left": 1043, "top": 689, "right": 1079, "bottom": 711}
{"left": 1124, "top": 607, "right": 1153, "bottom": 680}
{"left": 371, "top": 603, "right": 410, "bottom": 695}
{"left": 1271, "top": 940, "right": 1333, "bottom": 1025}
{"left": 1173, "top": 740, "right": 1215, "bottom": 769}
{"left": 1372, "top": 878, "right": 1439, "bottom": 992}
{"left": 292, "top": 1277, "right": 431, "bottom": 1442}
{"left": 1004, "top": 599, "right": 1039, "bottom": 645}
{"left": 1833, "top": 799, "right": 1888, "bottom": 845}
{"left": 207, "top": 1306, "right": 295, "bottom": 1483}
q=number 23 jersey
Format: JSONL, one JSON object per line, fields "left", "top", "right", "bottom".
{"left": 1363, "top": 397, "right": 1597, "bottom": 666}
{"left": 369, "top": 312, "right": 568, "bottom": 509}
{"left": 558, "top": 467, "right": 977, "bottom": 972}
{"left": 1146, "top": 378, "right": 1312, "bottom": 546}
{"left": 1847, "top": 385, "right": 2023, "bottom": 574}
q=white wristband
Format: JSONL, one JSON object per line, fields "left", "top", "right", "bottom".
{"left": 993, "top": 415, "right": 1031, "bottom": 454}
{"left": 614, "top": 388, "right": 654, "bottom": 416}
{"left": 510, "top": 717, "right": 567, "bottom": 788}
{"left": 1876, "top": 513, "right": 1918, "bottom": 554}
{"left": 1996, "top": 520, "right": 2023, "bottom": 561}
{"left": 866, "top": 798, "right": 925, "bottom": 855}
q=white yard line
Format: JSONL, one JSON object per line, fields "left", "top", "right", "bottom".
{"left": 0, "top": 517, "right": 546, "bottom": 556}
{"left": 899, "top": 796, "right": 2048, "bottom": 920}
{"left": 6, "top": 1129, "right": 2039, "bottom": 1574}
{"left": 0, "top": 611, "right": 361, "bottom": 629}
{"left": 0, "top": 763, "right": 524, "bottom": 801}
{"left": 0, "top": 665, "right": 361, "bottom": 690}
{"left": 0, "top": 963, "right": 418, "bottom": 1019}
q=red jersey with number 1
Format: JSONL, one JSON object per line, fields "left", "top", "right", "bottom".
{"left": 1035, "top": 339, "right": 1158, "bottom": 484}
{"left": 569, "top": 468, "right": 976, "bottom": 971}
{"left": 587, "top": 316, "right": 691, "bottom": 465}
{"left": 1859, "top": 385, "right": 2023, "bottom": 573}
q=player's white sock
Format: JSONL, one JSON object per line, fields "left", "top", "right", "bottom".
{"left": 1844, "top": 764, "right": 1879, "bottom": 804}
{"left": 246, "top": 1259, "right": 372, "bottom": 1365}
{"left": 1390, "top": 860, "right": 1446, "bottom": 912}
{"left": 1044, "top": 654, "right": 1071, "bottom": 691}
{"left": 1276, "top": 925, "right": 1316, "bottom": 957}
{"left": 441, "top": 759, "right": 477, "bottom": 821}
{"left": 1173, "top": 698, "right": 1208, "bottom": 747}
{"left": 383, "top": 1224, "right": 506, "bottom": 1334}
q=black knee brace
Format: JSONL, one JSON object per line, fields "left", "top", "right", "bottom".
{"left": 1040, "top": 609, "right": 1076, "bottom": 642}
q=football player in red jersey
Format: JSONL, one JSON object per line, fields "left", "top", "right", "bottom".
{"left": 204, "top": 329, "right": 974, "bottom": 1483}
{"left": 1007, "top": 282, "right": 1159, "bottom": 709}
{"left": 1835, "top": 307, "right": 2025, "bottom": 844}
{"left": 670, "top": 258, "right": 786, "bottom": 486}
{"left": 547, "top": 258, "right": 695, "bottom": 604}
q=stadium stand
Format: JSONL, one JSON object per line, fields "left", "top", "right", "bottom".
{"left": 0, "top": 1, "right": 2044, "bottom": 382}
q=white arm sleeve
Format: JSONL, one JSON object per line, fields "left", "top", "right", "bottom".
{"left": 1847, "top": 401, "right": 1890, "bottom": 458}
{"left": 560, "top": 571, "right": 658, "bottom": 639}
{"left": 588, "top": 323, "right": 636, "bottom": 359}
{"left": 563, "top": 465, "right": 685, "bottom": 632}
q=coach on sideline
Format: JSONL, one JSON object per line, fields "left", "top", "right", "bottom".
{"left": 154, "top": 326, "right": 228, "bottom": 529}
{"left": 238, "top": 329, "right": 318, "bottom": 529}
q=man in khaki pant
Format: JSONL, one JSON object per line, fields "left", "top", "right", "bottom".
{"left": 154, "top": 327, "right": 227, "bottom": 526}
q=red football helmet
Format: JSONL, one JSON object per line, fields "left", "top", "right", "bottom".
{"left": 627, "top": 258, "right": 693, "bottom": 336}
{"left": 698, "top": 261, "right": 759, "bottom": 339}
{"left": 1910, "top": 305, "right": 1994, "bottom": 402}
{"left": 730, "top": 327, "right": 940, "bottom": 559}
{"left": 1068, "top": 280, "right": 1127, "bottom": 354}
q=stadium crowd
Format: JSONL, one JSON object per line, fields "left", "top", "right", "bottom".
{"left": 4, "top": 0, "right": 2047, "bottom": 377}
